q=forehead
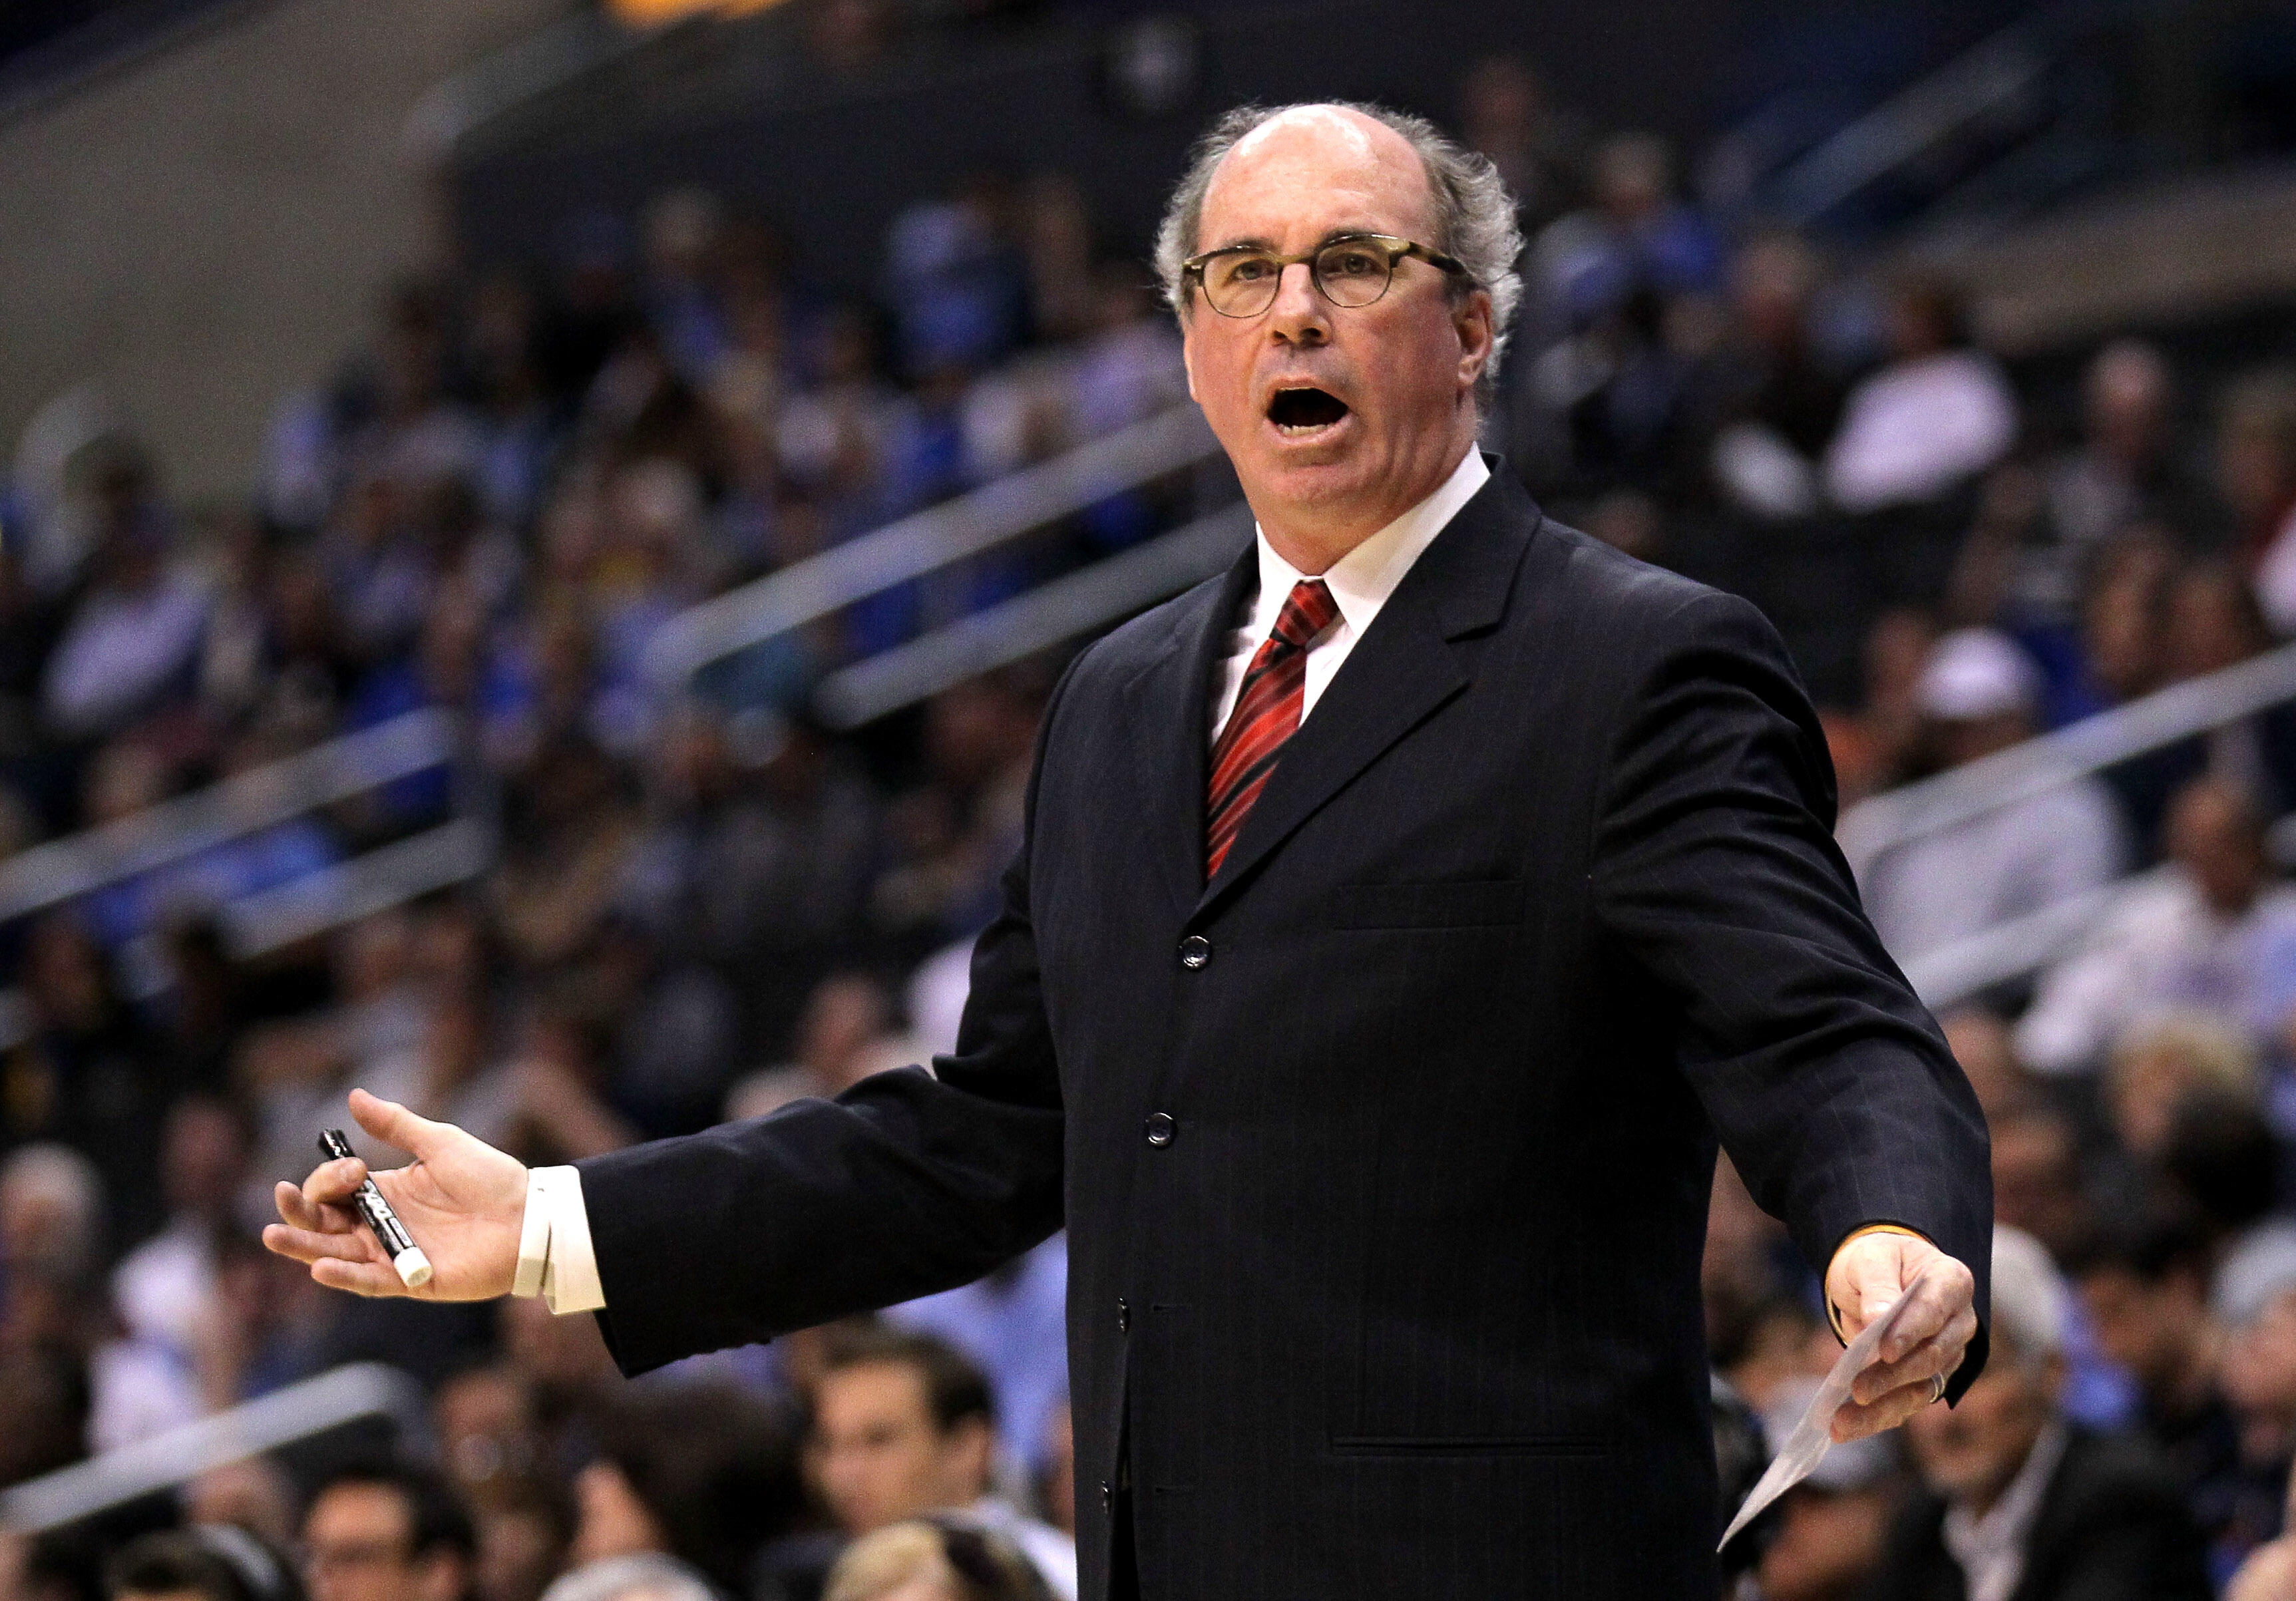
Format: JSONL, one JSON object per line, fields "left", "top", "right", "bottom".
{"left": 308, "top": 1482, "right": 412, "bottom": 1538}
{"left": 1199, "top": 106, "right": 1435, "bottom": 245}
{"left": 821, "top": 1359, "right": 932, "bottom": 1423}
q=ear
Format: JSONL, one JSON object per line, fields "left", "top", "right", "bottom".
{"left": 946, "top": 1413, "right": 996, "bottom": 1495}
{"left": 417, "top": 1552, "right": 468, "bottom": 1601}
{"left": 1453, "top": 287, "right": 1495, "bottom": 396}
{"left": 1180, "top": 309, "right": 1202, "bottom": 405}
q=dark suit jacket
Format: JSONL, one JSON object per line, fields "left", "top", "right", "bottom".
{"left": 578, "top": 466, "right": 1993, "bottom": 1600}
{"left": 1863, "top": 1427, "right": 2213, "bottom": 1601}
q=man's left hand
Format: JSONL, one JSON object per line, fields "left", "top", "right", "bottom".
{"left": 1824, "top": 1229, "right": 1978, "bottom": 1442}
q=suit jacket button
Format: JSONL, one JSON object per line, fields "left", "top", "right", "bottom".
{"left": 1101, "top": 1480, "right": 1113, "bottom": 1511}
{"left": 1117, "top": 1298, "right": 1131, "bottom": 1333}
{"left": 1178, "top": 935, "right": 1213, "bottom": 970}
{"left": 1145, "top": 1113, "right": 1176, "bottom": 1147}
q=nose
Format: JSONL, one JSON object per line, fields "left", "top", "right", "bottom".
{"left": 1264, "top": 259, "right": 1329, "bottom": 347}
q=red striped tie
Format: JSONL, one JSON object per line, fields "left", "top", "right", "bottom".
{"left": 1206, "top": 578, "right": 1340, "bottom": 878}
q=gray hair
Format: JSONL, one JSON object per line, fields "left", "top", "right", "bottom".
{"left": 1152, "top": 101, "right": 1526, "bottom": 381}
{"left": 539, "top": 1554, "right": 717, "bottom": 1601}
{"left": 0, "top": 1142, "right": 105, "bottom": 1276}
{"left": 1989, "top": 1224, "right": 2067, "bottom": 1369}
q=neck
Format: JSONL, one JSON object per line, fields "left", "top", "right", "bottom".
{"left": 1255, "top": 428, "right": 1477, "bottom": 576}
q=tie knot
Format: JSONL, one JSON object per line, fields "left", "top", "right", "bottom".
{"left": 1271, "top": 579, "right": 1339, "bottom": 650}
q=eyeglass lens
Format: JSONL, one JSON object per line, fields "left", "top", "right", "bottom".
{"left": 1203, "top": 240, "right": 1396, "bottom": 315}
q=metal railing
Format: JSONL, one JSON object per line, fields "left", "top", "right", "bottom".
{"left": 1839, "top": 641, "right": 2296, "bottom": 874}
{"left": 642, "top": 403, "right": 1223, "bottom": 690}
{"left": 0, "top": 708, "right": 457, "bottom": 928}
{"left": 1746, "top": 0, "right": 2152, "bottom": 232}
{"left": 218, "top": 817, "right": 496, "bottom": 958}
{"left": 0, "top": 402, "right": 1223, "bottom": 999}
{"left": 813, "top": 502, "right": 1252, "bottom": 729}
{"left": 0, "top": 1362, "right": 427, "bottom": 1533}
{"left": 1844, "top": 640, "right": 2296, "bottom": 1006}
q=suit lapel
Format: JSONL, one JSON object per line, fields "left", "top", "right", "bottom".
{"left": 1190, "top": 468, "right": 1538, "bottom": 923}
{"left": 1125, "top": 538, "right": 1258, "bottom": 920}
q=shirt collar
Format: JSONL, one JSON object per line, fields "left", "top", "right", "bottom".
{"left": 1248, "top": 448, "right": 1490, "bottom": 641}
{"left": 1941, "top": 1418, "right": 2068, "bottom": 1601}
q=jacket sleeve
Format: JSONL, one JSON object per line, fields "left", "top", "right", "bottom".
{"left": 1589, "top": 588, "right": 1993, "bottom": 1396}
{"left": 574, "top": 672, "right": 1077, "bottom": 1376}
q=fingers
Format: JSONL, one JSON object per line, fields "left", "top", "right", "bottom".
{"left": 349, "top": 1088, "right": 451, "bottom": 1162}
{"left": 262, "top": 1220, "right": 381, "bottom": 1267}
{"left": 299, "top": 1156, "right": 371, "bottom": 1214}
{"left": 311, "top": 1254, "right": 415, "bottom": 1298}
{"left": 274, "top": 1178, "right": 323, "bottom": 1230}
{"left": 263, "top": 1219, "right": 410, "bottom": 1298}
{"left": 1875, "top": 1270, "right": 1955, "bottom": 1362}
{"left": 1853, "top": 1306, "right": 1978, "bottom": 1405}
{"left": 1831, "top": 1378, "right": 1934, "bottom": 1442}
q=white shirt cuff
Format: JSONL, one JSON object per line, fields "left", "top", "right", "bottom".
{"left": 516, "top": 1165, "right": 606, "bottom": 1314}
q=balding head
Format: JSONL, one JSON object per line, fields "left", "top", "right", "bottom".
{"left": 1155, "top": 100, "right": 1521, "bottom": 573}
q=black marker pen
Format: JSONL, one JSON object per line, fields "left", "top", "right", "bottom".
{"left": 319, "top": 1129, "right": 433, "bottom": 1288}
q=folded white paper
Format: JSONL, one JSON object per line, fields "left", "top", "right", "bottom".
{"left": 1718, "top": 1262, "right": 1939, "bottom": 1550}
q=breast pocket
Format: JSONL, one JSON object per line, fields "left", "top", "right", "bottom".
{"left": 1329, "top": 877, "right": 1526, "bottom": 930}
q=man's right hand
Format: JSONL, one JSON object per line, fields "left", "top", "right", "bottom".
{"left": 262, "top": 1088, "right": 526, "bottom": 1300}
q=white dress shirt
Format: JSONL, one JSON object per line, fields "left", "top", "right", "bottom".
{"left": 1211, "top": 447, "right": 1490, "bottom": 741}
{"left": 524, "top": 448, "right": 1492, "bottom": 1316}
{"left": 1941, "top": 1419, "right": 2068, "bottom": 1601}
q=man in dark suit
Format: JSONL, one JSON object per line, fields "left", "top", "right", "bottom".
{"left": 268, "top": 102, "right": 1991, "bottom": 1599}
{"left": 1867, "top": 1226, "right": 2211, "bottom": 1601}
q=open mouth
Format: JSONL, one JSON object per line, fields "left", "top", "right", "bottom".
{"left": 1266, "top": 387, "right": 1351, "bottom": 435}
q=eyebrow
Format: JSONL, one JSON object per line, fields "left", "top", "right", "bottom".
{"left": 1200, "top": 228, "right": 1390, "bottom": 255}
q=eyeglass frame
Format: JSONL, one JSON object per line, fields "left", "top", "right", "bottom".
{"left": 1179, "top": 232, "right": 1473, "bottom": 318}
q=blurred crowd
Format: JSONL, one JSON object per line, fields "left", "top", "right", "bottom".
{"left": 11, "top": 43, "right": 2296, "bottom": 1601}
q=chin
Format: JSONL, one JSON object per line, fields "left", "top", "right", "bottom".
{"left": 1249, "top": 452, "right": 1380, "bottom": 512}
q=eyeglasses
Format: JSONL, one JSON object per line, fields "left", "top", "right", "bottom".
{"left": 1181, "top": 232, "right": 1471, "bottom": 319}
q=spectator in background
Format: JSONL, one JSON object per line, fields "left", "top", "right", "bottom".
{"left": 884, "top": 1235, "right": 1069, "bottom": 1485}
{"left": 616, "top": 705, "right": 881, "bottom": 1067}
{"left": 2016, "top": 778, "right": 2296, "bottom": 1074}
{"left": 2102, "top": 1015, "right": 2263, "bottom": 1168}
{"left": 2070, "top": 1206, "right": 2249, "bottom": 1576}
{"left": 568, "top": 1383, "right": 800, "bottom": 1598}
{"left": 538, "top": 1552, "right": 714, "bottom": 1601}
{"left": 110, "top": 1095, "right": 250, "bottom": 1362}
{"left": 882, "top": 175, "right": 1029, "bottom": 380}
{"left": 723, "top": 971, "right": 912, "bottom": 1122}
{"left": 2030, "top": 341, "right": 2208, "bottom": 623}
{"left": 1701, "top": 232, "right": 1845, "bottom": 524}
{"left": 6, "top": 913, "right": 170, "bottom": 1247}
{"left": 2222, "top": 369, "right": 2296, "bottom": 634}
{"left": 2210, "top": 1238, "right": 2296, "bottom": 1568}
{"left": 1534, "top": 131, "right": 1722, "bottom": 328}
{"left": 767, "top": 1330, "right": 1074, "bottom": 1601}
{"left": 1752, "top": 1429, "right": 1904, "bottom": 1601}
{"left": 822, "top": 1522, "right": 1050, "bottom": 1601}
{"left": 40, "top": 439, "right": 208, "bottom": 743}
{"left": 1457, "top": 54, "right": 1587, "bottom": 232}
{"left": 300, "top": 1463, "right": 475, "bottom": 1601}
{"left": 640, "top": 188, "right": 729, "bottom": 388}
{"left": 1823, "top": 273, "right": 2016, "bottom": 518}
{"left": 1870, "top": 1226, "right": 2211, "bottom": 1601}
{"left": 186, "top": 1456, "right": 301, "bottom": 1554}
{"left": 2160, "top": 560, "right": 2296, "bottom": 820}
{"left": 106, "top": 1526, "right": 301, "bottom": 1601}
{"left": 2229, "top": 1470, "right": 2296, "bottom": 1601}
{"left": 0, "top": 1144, "right": 106, "bottom": 1489}
{"left": 1854, "top": 628, "right": 2124, "bottom": 963}
{"left": 1940, "top": 1007, "right": 2035, "bottom": 1126}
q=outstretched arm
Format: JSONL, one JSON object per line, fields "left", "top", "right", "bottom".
{"left": 1591, "top": 589, "right": 1993, "bottom": 1423}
